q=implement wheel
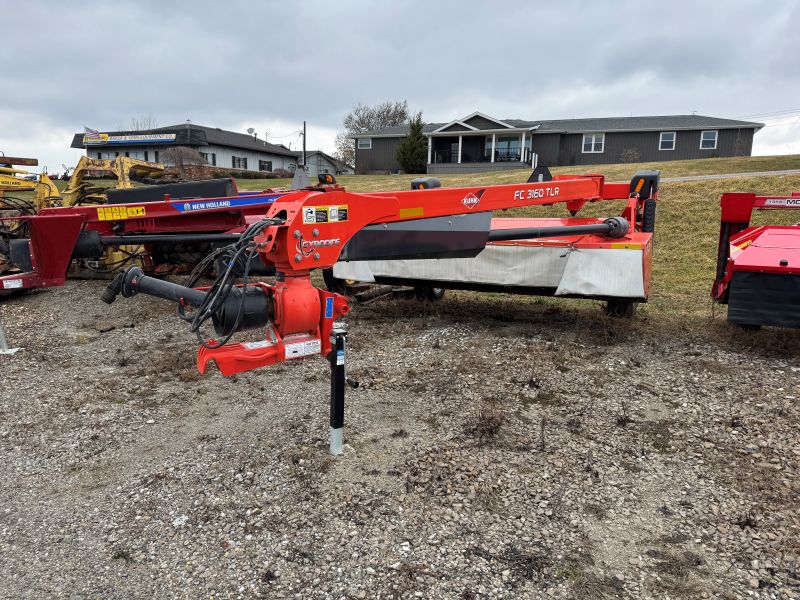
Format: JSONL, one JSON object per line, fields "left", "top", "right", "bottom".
{"left": 414, "top": 285, "right": 445, "bottom": 302}
{"left": 606, "top": 299, "right": 637, "bottom": 318}
{"left": 641, "top": 198, "right": 657, "bottom": 234}
{"left": 322, "top": 268, "right": 348, "bottom": 295}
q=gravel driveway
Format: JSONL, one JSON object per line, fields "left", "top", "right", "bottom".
{"left": 0, "top": 281, "right": 798, "bottom": 599}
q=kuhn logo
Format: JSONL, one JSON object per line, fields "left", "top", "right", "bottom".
{"left": 462, "top": 193, "right": 480, "bottom": 209}
{"left": 297, "top": 238, "right": 340, "bottom": 257}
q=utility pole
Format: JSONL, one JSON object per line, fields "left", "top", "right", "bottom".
{"left": 290, "top": 120, "right": 311, "bottom": 190}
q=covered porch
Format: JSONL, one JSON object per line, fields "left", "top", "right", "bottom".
{"left": 427, "top": 131, "right": 535, "bottom": 169}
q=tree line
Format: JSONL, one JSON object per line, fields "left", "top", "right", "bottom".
{"left": 334, "top": 100, "right": 427, "bottom": 173}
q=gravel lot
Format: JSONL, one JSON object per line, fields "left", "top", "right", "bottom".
{"left": 0, "top": 280, "right": 798, "bottom": 599}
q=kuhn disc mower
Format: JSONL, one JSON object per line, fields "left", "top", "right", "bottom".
{"left": 712, "top": 191, "right": 800, "bottom": 328}
{"left": 330, "top": 169, "right": 659, "bottom": 316}
{"left": 100, "top": 170, "right": 658, "bottom": 454}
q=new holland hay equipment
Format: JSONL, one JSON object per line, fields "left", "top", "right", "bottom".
{"left": 0, "top": 178, "right": 283, "bottom": 294}
{"left": 712, "top": 191, "right": 800, "bottom": 328}
{"left": 99, "top": 170, "right": 658, "bottom": 454}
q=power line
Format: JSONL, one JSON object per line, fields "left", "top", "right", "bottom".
{"left": 740, "top": 108, "right": 800, "bottom": 119}
{"left": 267, "top": 129, "right": 303, "bottom": 139}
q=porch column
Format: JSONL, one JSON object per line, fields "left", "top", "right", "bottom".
{"left": 457, "top": 135, "right": 462, "bottom": 164}
{"left": 427, "top": 136, "right": 432, "bottom": 164}
{"left": 491, "top": 134, "right": 496, "bottom": 162}
{"left": 521, "top": 131, "right": 526, "bottom": 163}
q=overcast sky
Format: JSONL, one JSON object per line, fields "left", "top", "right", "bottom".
{"left": 4, "top": 0, "right": 799, "bottom": 172}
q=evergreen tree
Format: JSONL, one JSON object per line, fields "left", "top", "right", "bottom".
{"left": 396, "top": 112, "right": 427, "bottom": 174}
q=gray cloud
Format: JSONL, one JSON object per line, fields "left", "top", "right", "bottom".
{"left": 4, "top": 0, "right": 799, "bottom": 169}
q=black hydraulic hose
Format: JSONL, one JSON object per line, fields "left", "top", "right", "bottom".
{"left": 486, "top": 217, "right": 629, "bottom": 242}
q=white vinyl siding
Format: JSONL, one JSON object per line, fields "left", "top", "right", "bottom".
{"left": 659, "top": 131, "right": 676, "bottom": 151}
{"left": 84, "top": 144, "right": 296, "bottom": 172}
{"left": 582, "top": 133, "right": 605, "bottom": 153}
{"left": 700, "top": 130, "right": 718, "bottom": 150}
{"left": 357, "top": 138, "right": 372, "bottom": 150}
{"left": 195, "top": 146, "right": 296, "bottom": 172}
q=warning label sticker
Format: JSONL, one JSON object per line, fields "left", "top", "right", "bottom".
{"left": 302, "top": 205, "right": 348, "bottom": 224}
{"left": 242, "top": 340, "right": 275, "bottom": 350}
{"left": 96, "top": 205, "right": 146, "bottom": 221}
{"left": 1, "top": 278, "right": 23, "bottom": 289}
{"left": 284, "top": 338, "right": 322, "bottom": 360}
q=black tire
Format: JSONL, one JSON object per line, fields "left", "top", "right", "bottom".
{"left": 414, "top": 285, "right": 445, "bottom": 302}
{"left": 641, "top": 198, "right": 657, "bottom": 234}
{"left": 322, "top": 268, "right": 348, "bottom": 294}
{"left": 606, "top": 299, "right": 637, "bottom": 318}
{"left": 429, "top": 287, "right": 445, "bottom": 301}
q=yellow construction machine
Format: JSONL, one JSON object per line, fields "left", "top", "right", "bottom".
{"left": 0, "top": 156, "right": 61, "bottom": 214}
{"left": 1, "top": 154, "right": 165, "bottom": 278}
{"left": 56, "top": 155, "right": 166, "bottom": 207}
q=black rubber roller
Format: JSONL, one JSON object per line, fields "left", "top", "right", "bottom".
{"left": 603, "top": 217, "right": 630, "bottom": 239}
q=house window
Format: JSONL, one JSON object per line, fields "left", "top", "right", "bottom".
{"left": 97, "top": 152, "right": 102, "bottom": 159}
{"left": 232, "top": 156, "right": 248, "bottom": 169}
{"left": 486, "top": 136, "right": 521, "bottom": 161}
{"left": 357, "top": 138, "right": 372, "bottom": 150}
{"left": 211, "top": 153, "right": 216, "bottom": 166}
{"left": 700, "top": 130, "right": 718, "bottom": 150}
{"left": 144, "top": 151, "right": 149, "bottom": 161}
{"left": 199, "top": 152, "right": 208, "bottom": 163}
{"left": 259, "top": 160, "right": 273, "bottom": 172}
{"left": 582, "top": 133, "right": 605, "bottom": 153}
{"left": 154, "top": 150, "right": 159, "bottom": 163}
{"left": 659, "top": 132, "right": 676, "bottom": 151}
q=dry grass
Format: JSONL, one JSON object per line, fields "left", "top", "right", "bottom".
{"left": 235, "top": 153, "right": 800, "bottom": 192}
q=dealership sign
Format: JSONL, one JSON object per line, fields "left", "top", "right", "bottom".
{"left": 82, "top": 133, "right": 177, "bottom": 145}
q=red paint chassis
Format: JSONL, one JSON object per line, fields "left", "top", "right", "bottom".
{"left": 712, "top": 191, "right": 800, "bottom": 328}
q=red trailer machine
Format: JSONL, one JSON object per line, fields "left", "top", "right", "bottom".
{"left": 330, "top": 170, "right": 659, "bottom": 316}
{"left": 712, "top": 191, "right": 800, "bottom": 328}
{"left": 0, "top": 178, "right": 289, "bottom": 294}
{"left": 101, "top": 170, "right": 659, "bottom": 453}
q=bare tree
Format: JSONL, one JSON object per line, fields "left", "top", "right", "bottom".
{"left": 334, "top": 100, "right": 409, "bottom": 167}
{"left": 162, "top": 146, "right": 205, "bottom": 178}
{"left": 129, "top": 114, "right": 158, "bottom": 131}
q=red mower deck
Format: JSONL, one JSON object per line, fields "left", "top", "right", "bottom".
{"left": 712, "top": 192, "right": 800, "bottom": 328}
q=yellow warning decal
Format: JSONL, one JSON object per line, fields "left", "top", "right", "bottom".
{"left": 610, "top": 243, "right": 642, "bottom": 249}
{"left": 96, "top": 205, "right": 146, "bottom": 221}
{"left": 399, "top": 207, "right": 424, "bottom": 218}
{"left": 302, "top": 204, "right": 348, "bottom": 224}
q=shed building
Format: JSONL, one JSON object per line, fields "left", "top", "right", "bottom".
{"left": 70, "top": 123, "right": 298, "bottom": 173}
